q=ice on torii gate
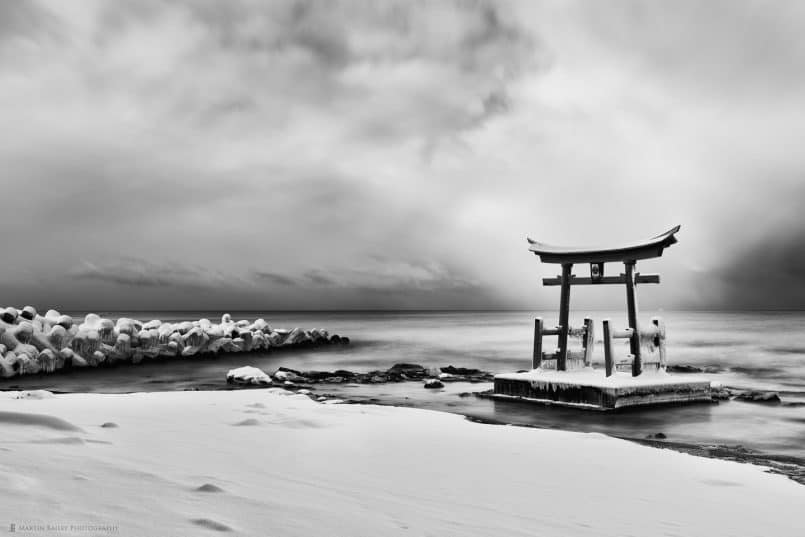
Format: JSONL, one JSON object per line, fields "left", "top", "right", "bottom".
{"left": 530, "top": 225, "right": 679, "bottom": 376}
{"left": 491, "top": 225, "right": 713, "bottom": 410}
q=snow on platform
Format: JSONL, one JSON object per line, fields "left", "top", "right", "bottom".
{"left": 492, "top": 367, "right": 712, "bottom": 410}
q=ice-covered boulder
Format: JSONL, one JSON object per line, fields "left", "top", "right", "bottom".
{"left": 98, "top": 318, "right": 116, "bottom": 345}
{"left": 250, "top": 318, "right": 270, "bottom": 332}
{"left": 71, "top": 329, "right": 101, "bottom": 358}
{"left": 157, "top": 323, "right": 174, "bottom": 343}
{"left": 142, "top": 319, "right": 161, "bottom": 330}
{"left": 206, "top": 337, "right": 230, "bottom": 354}
{"left": 203, "top": 323, "right": 224, "bottom": 338}
{"left": 282, "top": 327, "right": 310, "bottom": 346}
{"left": 109, "top": 334, "right": 132, "bottom": 362}
{"left": 181, "top": 327, "right": 209, "bottom": 356}
{"left": 136, "top": 329, "right": 160, "bottom": 358}
{"left": 56, "top": 315, "right": 73, "bottom": 330}
{"left": 44, "top": 309, "right": 61, "bottom": 325}
{"left": 61, "top": 348, "right": 87, "bottom": 367}
{"left": 115, "top": 318, "right": 142, "bottom": 336}
{"left": 38, "top": 349, "right": 58, "bottom": 373}
{"left": 20, "top": 306, "right": 37, "bottom": 321}
{"left": 237, "top": 330, "right": 253, "bottom": 351}
{"left": 13, "top": 322, "right": 34, "bottom": 345}
{"left": 0, "top": 350, "right": 18, "bottom": 378}
{"left": 1, "top": 307, "right": 17, "bottom": 324}
{"left": 90, "top": 350, "right": 106, "bottom": 366}
{"left": 79, "top": 313, "right": 102, "bottom": 332}
{"left": 226, "top": 366, "right": 272, "bottom": 385}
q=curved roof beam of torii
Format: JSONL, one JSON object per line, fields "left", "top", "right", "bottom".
{"left": 526, "top": 225, "right": 681, "bottom": 265}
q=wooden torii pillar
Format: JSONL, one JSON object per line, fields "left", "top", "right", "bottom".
{"left": 527, "top": 225, "right": 680, "bottom": 375}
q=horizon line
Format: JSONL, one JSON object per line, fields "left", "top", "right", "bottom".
{"left": 49, "top": 307, "right": 805, "bottom": 314}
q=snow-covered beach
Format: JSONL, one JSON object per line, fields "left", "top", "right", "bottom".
{"left": 1, "top": 388, "right": 803, "bottom": 537}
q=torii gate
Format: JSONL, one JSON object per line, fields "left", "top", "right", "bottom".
{"left": 527, "top": 225, "right": 680, "bottom": 376}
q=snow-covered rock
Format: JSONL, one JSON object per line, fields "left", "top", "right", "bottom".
{"left": 273, "top": 369, "right": 307, "bottom": 383}
{"left": 226, "top": 366, "right": 272, "bottom": 385}
{"left": 1, "top": 307, "right": 17, "bottom": 323}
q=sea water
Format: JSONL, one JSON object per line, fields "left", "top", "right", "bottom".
{"left": 4, "top": 310, "right": 805, "bottom": 463}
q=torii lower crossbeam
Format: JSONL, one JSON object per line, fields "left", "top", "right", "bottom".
{"left": 548, "top": 261, "right": 658, "bottom": 373}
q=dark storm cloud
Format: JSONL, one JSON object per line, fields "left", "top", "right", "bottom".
{"left": 266, "top": 260, "right": 483, "bottom": 292}
{"left": 711, "top": 225, "right": 805, "bottom": 309}
{"left": 304, "top": 270, "right": 337, "bottom": 287}
{"left": 253, "top": 271, "right": 298, "bottom": 287}
{"left": 4, "top": 0, "right": 805, "bottom": 311}
{"left": 71, "top": 258, "right": 220, "bottom": 289}
{"left": 248, "top": 257, "right": 503, "bottom": 309}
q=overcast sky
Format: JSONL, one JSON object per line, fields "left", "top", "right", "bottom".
{"left": 2, "top": 0, "right": 805, "bottom": 311}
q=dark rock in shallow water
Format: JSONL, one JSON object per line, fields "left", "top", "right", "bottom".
{"left": 667, "top": 365, "right": 704, "bottom": 373}
{"left": 269, "top": 363, "right": 494, "bottom": 386}
{"left": 441, "top": 365, "right": 482, "bottom": 376}
{"left": 388, "top": 363, "right": 426, "bottom": 374}
{"left": 302, "top": 370, "right": 335, "bottom": 380}
{"left": 100, "top": 422, "right": 118, "bottom": 428}
{"left": 734, "top": 391, "right": 781, "bottom": 404}
{"left": 274, "top": 370, "right": 306, "bottom": 383}
{"left": 665, "top": 364, "right": 723, "bottom": 374}
{"left": 327, "top": 335, "right": 350, "bottom": 345}
{"left": 710, "top": 387, "right": 734, "bottom": 401}
{"left": 468, "top": 374, "right": 495, "bottom": 382}
{"left": 424, "top": 379, "right": 444, "bottom": 389}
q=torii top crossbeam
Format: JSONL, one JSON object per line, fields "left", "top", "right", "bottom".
{"left": 527, "top": 225, "right": 680, "bottom": 374}
{"left": 526, "top": 225, "right": 680, "bottom": 264}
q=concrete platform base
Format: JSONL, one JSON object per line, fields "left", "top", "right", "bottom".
{"left": 491, "top": 368, "right": 712, "bottom": 410}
